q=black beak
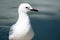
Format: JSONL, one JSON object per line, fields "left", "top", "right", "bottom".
{"left": 30, "top": 8, "right": 38, "bottom": 12}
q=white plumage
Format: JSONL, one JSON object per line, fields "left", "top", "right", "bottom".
{"left": 9, "top": 3, "right": 38, "bottom": 40}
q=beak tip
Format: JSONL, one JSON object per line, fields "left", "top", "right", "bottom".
{"left": 36, "top": 10, "right": 38, "bottom": 12}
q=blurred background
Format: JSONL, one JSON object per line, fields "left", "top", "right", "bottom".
{"left": 0, "top": 0, "right": 60, "bottom": 40}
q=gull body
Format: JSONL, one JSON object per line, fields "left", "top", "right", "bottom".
{"left": 9, "top": 3, "right": 38, "bottom": 40}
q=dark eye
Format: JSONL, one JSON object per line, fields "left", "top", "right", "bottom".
{"left": 26, "top": 7, "right": 28, "bottom": 8}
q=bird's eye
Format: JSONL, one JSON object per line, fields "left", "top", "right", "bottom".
{"left": 26, "top": 7, "right": 28, "bottom": 8}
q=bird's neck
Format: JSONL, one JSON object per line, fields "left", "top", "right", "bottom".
{"left": 16, "top": 12, "right": 30, "bottom": 26}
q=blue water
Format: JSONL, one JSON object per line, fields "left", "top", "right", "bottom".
{"left": 0, "top": 0, "right": 60, "bottom": 40}
{"left": 0, "top": 19, "right": 60, "bottom": 40}
{"left": 31, "top": 18, "right": 60, "bottom": 40}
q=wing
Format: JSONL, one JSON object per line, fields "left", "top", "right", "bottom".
{"left": 9, "top": 24, "right": 16, "bottom": 35}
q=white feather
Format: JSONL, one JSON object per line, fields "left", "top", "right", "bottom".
{"left": 9, "top": 3, "right": 34, "bottom": 40}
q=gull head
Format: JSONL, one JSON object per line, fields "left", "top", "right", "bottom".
{"left": 18, "top": 3, "right": 38, "bottom": 13}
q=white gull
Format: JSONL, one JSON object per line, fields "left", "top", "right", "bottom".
{"left": 9, "top": 3, "right": 38, "bottom": 40}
